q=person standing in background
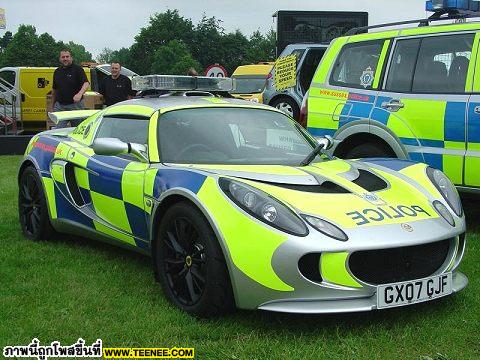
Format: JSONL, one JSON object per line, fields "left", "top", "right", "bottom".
{"left": 51, "top": 49, "right": 89, "bottom": 127}
{"left": 99, "top": 62, "right": 135, "bottom": 107}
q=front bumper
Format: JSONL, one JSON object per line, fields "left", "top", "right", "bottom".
{"left": 257, "top": 271, "right": 468, "bottom": 314}
{"left": 229, "top": 217, "right": 467, "bottom": 312}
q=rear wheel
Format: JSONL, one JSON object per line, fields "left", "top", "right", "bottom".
{"left": 271, "top": 97, "right": 300, "bottom": 120}
{"left": 343, "top": 142, "right": 394, "bottom": 159}
{"left": 18, "top": 166, "right": 55, "bottom": 241}
{"left": 155, "top": 202, "right": 234, "bottom": 317}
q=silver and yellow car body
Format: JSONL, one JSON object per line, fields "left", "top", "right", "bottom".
{"left": 20, "top": 97, "right": 467, "bottom": 313}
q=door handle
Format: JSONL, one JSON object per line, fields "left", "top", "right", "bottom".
{"left": 381, "top": 99, "right": 404, "bottom": 112}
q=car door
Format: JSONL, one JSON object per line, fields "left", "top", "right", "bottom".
{"left": 51, "top": 112, "right": 151, "bottom": 247}
{"left": 466, "top": 32, "right": 480, "bottom": 187}
{"left": 379, "top": 33, "right": 475, "bottom": 186}
{"left": 308, "top": 38, "right": 390, "bottom": 137}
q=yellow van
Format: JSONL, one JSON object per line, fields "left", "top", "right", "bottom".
{"left": 230, "top": 63, "right": 274, "bottom": 103}
{"left": 0, "top": 65, "right": 137, "bottom": 131}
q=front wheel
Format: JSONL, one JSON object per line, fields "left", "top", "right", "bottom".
{"left": 18, "top": 166, "right": 56, "bottom": 241}
{"left": 155, "top": 202, "right": 234, "bottom": 317}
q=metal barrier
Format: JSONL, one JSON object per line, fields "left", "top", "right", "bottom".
{"left": 0, "top": 78, "right": 22, "bottom": 135}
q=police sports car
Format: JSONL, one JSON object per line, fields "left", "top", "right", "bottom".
{"left": 18, "top": 76, "right": 467, "bottom": 316}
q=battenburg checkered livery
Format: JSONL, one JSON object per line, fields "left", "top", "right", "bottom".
{"left": 19, "top": 91, "right": 467, "bottom": 316}
{"left": 306, "top": 16, "right": 480, "bottom": 191}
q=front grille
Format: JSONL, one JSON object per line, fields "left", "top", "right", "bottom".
{"left": 349, "top": 239, "right": 451, "bottom": 285}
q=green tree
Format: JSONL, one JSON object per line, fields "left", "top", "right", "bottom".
{"left": 37, "top": 32, "right": 61, "bottom": 66}
{"left": 245, "top": 29, "right": 276, "bottom": 64}
{"left": 129, "top": 10, "right": 195, "bottom": 74}
{"left": 96, "top": 47, "right": 114, "bottom": 63}
{"left": 0, "top": 31, "right": 12, "bottom": 52}
{"left": 110, "top": 48, "right": 133, "bottom": 68}
{"left": 0, "top": 25, "right": 40, "bottom": 67}
{"left": 190, "top": 15, "right": 224, "bottom": 71}
{"left": 219, "top": 30, "right": 249, "bottom": 75}
{"left": 151, "top": 40, "right": 200, "bottom": 75}
{"left": 65, "top": 41, "right": 93, "bottom": 63}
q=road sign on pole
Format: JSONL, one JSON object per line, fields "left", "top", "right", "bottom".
{"left": 205, "top": 64, "right": 228, "bottom": 78}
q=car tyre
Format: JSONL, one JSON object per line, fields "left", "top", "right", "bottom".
{"left": 271, "top": 97, "right": 300, "bottom": 121}
{"left": 155, "top": 201, "right": 234, "bottom": 317}
{"left": 343, "top": 142, "right": 394, "bottom": 159}
{"left": 18, "top": 166, "right": 56, "bottom": 241}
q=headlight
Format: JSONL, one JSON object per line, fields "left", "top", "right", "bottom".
{"left": 219, "top": 178, "right": 308, "bottom": 236}
{"left": 302, "top": 215, "right": 348, "bottom": 241}
{"left": 432, "top": 200, "right": 455, "bottom": 227}
{"left": 426, "top": 167, "right": 463, "bottom": 217}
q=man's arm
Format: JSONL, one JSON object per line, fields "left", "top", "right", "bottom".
{"left": 73, "top": 82, "right": 89, "bottom": 103}
{"left": 51, "top": 88, "right": 56, "bottom": 108}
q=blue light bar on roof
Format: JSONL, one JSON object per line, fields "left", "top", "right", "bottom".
{"left": 426, "top": 0, "right": 480, "bottom": 12}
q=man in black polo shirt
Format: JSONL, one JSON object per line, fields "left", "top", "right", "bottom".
{"left": 99, "top": 62, "right": 135, "bottom": 106}
{"left": 51, "top": 49, "right": 90, "bottom": 128}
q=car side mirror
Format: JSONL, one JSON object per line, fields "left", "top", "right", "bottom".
{"left": 93, "top": 138, "right": 148, "bottom": 163}
{"left": 315, "top": 135, "right": 334, "bottom": 151}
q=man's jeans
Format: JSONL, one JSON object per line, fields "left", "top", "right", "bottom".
{"left": 53, "top": 100, "right": 85, "bottom": 128}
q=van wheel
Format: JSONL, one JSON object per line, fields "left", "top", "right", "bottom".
{"left": 18, "top": 166, "right": 56, "bottom": 241}
{"left": 155, "top": 202, "right": 234, "bottom": 317}
{"left": 343, "top": 142, "right": 394, "bottom": 159}
{"left": 271, "top": 97, "right": 299, "bottom": 120}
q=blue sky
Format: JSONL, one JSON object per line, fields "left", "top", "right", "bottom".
{"left": 3, "top": 0, "right": 429, "bottom": 57}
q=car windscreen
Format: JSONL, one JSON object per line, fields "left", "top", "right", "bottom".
{"left": 231, "top": 76, "right": 267, "bottom": 94}
{"left": 158, "top": 107, "right": 317, "bottom": 165}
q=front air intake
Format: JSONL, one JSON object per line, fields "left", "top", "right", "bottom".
{"left": 349, "top": 239, "right": 451, "bottom": 285}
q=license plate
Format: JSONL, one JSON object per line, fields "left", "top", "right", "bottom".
{"left": 377, "top": 273, "right": 452, "bottom": 309}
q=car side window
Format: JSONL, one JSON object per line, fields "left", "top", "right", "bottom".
{"left": 300, "top": 48, "right": 326, "bottom": 93}
{"left": 410, "top": 34, "right": 474, "bottom": 94}
{"left": 330, "top": 40, "right": 385, "bottom": 90}
{"left": 0, "top": 70, "right": 16, "bottom": 89}
{"left": 95, "top": 116, "right": 149, "bottom": 145}
{"left": 385, "top": 39, "right": 421, "bottom": 93}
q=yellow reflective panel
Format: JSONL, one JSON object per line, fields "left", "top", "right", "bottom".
{"left": 93, "top": 220, "right": 136, "bottom": 246}
{"left": 90, "top": 191, "right": 132, "bottom": 234}
{"left": 103, "top": 104, "right": 155, "bottom": 117}
{"left": 197, "top": 177, "right": 293, "bottom": 292}
{"left": 42, "top": 177, "right": 57, "bottom": 219}
{"left": 311, "top": 37, "right": 349, "bottom": 85}
{"left": 122, "top": 162, "right": 149, "bottom": 209}
{"left": 321, "top": 253, "right": 362, "bottom": 288}
{"left": 400, "top": 23, "right": 480, "bottom": 36}
{"left": 348, "top": 30, "right": 399, "bottom": 43}
{"left": 397, "top": 163, "right": 442, "bottom": 198}
{"left": 148, "top": 112, "right": 160, "bottom": 162}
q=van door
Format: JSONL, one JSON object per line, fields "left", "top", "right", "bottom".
{"left": 308, "top": 39, "right": 390, "bottom": 138}
{"left": 379, "top": 33, "right": 475, "bottom": 186}
{"left": 466, "top": 33, "right": 480, "bottom": 187}
{"left": 20, "top": 68, "right": 55, "bottom": 128}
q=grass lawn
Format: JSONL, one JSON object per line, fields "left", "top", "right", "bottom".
{"left": 1, "top": 155, "right": 479, "bottom": 360}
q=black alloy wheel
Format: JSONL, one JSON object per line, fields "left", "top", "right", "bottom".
{"left": 18, "top": 166, "right": 54, "bottom": 241}
{"left": 163, "top": 216, "right": 206, "bottom": 306}
{"left": 155, "top": 202, "right": 234, "bottom": 317}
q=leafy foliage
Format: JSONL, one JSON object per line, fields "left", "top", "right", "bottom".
{"left": 0, "top": 24, "right": 92, "bottom": 68}
{"left": 0, "top": 11, "right": 275, "bottom": 75}
{"left": 151, "top": 40, "right": 200, "bottom": 75}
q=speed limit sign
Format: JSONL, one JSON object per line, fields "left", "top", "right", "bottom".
{"left": 205, "top": 63, "right": 228, "bottom": 77}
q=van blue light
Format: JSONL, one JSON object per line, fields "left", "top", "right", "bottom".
{"left": 426, "top": 0, "right": 480, "bottom": 12}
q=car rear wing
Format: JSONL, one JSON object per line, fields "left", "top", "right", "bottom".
{"left": 47, "top": 110, "right": 100, "bottom": 124}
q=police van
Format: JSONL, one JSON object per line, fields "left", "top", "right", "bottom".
{"left": 305, "top": 0, "right": 480, "bottom": 190}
